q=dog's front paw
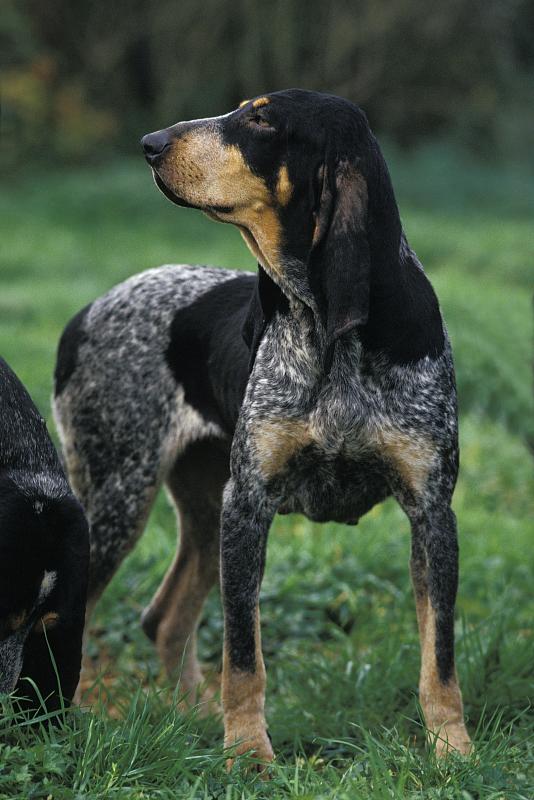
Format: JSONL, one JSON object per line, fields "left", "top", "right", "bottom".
{"left": 224, "top": 719, "right": 274, "bottom": 772}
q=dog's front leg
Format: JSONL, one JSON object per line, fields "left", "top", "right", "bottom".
{"left": 220, "top": 475, "right": 275, "bottom": 768}
{"left": 410, "top": 505, "right": 471, "bottom": 756}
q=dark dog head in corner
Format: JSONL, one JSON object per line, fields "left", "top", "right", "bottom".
{"left": 142, "top": 89, "right": 442, "bottom": 368}
{"left": 0, "top": 476, "right": 89, "bottom": 711}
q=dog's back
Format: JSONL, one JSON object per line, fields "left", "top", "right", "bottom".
{"left": 0, "top": 356, "right": 65, "bottom": 487}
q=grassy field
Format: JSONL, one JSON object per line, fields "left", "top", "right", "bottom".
{"left": 0, "top": 148, "right": 533, "bottom": 799}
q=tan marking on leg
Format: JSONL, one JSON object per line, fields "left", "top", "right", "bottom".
{"left": 73, "top": 593, "right": 100, "bottom": 706}
{"left": 143, "top": 449, "right": 225, "bottom": 714}
{"left": 252, "top": 97, "right": 270, "bottom": 108}
{"left": 222, "top": 608, "right": 274, "bottom": 768}
{"left": 414, "top": 586, "right": 429, "bottom": 643}
{"left": 374, "top": 427, "right": 437, "bottom": 494}
{"left": 410, "top": 545, "right": 429, "bottom": 642}
{"left": 152, "top": 544, "right": 220, "bottom": 714}
{"left": 253, "top": 418, "right": 313, "bottom": 479}
{"left": 239, "top": 99, "right": 251, "bottom": 108}
{"left": 418, "top": 602, "right": 471, "bottom": 756}
{"left": 276, "top": 165, "right": 293, "bottom": 206}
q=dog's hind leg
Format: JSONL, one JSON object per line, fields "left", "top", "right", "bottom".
{"left": 141, "top": 437, "right": 229, "bottom": 707}
{"left": 54, "top": 386, "right": 178, "bottom": 702}
{"left": 64, "top": 444, "right": 165, "bottom": 703}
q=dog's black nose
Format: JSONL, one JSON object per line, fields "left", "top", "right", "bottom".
{"left": 141, "top": 131, "right": 172, "bottom": 160}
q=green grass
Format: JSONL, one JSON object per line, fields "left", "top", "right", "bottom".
{"left": 1, "top": 150, "right": 533, "bottom": 798}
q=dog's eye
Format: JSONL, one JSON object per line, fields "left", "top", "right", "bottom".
{"left": 249, "top": 114, "right": 274, "bottom": 131}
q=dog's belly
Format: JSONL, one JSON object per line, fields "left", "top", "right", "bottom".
{"left": 277, "top": 450, "right": 391, "bottom": 524}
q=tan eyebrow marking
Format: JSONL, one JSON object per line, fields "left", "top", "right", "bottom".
{"left": 35, "top": 611, "right": 60, "bottom": 633}
{"left": 252, "top": 96, "right": 270, "bottom": 109}
{"left": 239, "top": 99, "right": 251, "bottom": 108}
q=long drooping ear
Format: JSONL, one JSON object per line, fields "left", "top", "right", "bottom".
{"left": 242, "top": 264, "right": 287, "bottom": 371}
{"left": 16, "top": 498, "right": 89, "bottom": 712}
{"left": 310, "top": 159, "right": 370, "bottom": 367}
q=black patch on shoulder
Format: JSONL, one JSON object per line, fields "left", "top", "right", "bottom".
{"left": 361, "top": 255, "right": 445, "bottom": 364}
{"left": 54, "top": 304, "right": 92, "bottom": 396}
{"left": 165, "top": 275, "right": 256, "bottom": 433}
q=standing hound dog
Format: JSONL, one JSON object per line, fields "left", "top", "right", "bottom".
{"left": 53, "top": 89, "right": 471, "bottom": 762}
{"left": 0, "top": 356, "right": 88, "bottom": 710}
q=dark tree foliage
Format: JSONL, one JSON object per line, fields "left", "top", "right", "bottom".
{"left": 2, "top": 0, "right": 533, "bottom": 164}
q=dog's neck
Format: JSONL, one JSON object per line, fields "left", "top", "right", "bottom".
{"left": 263, "top": 229, "right": 441, "bottom": 371}
{"left": 269, "top": 236, "right": 411, "bottom": 325}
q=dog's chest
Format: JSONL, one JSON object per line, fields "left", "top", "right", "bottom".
{"left": 261, "top": 414, "right": 383, "bottom": 520}
{"left": 246, "top": 330, "right": 440, "bottom": 523}
{"left": 249, "top": 369, "right": 398, "bottom": 523}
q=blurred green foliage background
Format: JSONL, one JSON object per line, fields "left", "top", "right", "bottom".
{"left": 2, "top": 0, "right": 534, "bottom": 166}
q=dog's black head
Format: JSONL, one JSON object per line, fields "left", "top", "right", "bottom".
{"left": 0, "top": 476, "right": 89, "bottom": 710}
{"left": 142, "top": 89, "right": 403, "bottom": 362}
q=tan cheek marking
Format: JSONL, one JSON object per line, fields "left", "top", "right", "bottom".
{"left": 253, "top": 419, "right": 313, "bottom": 479}
{"left": 35, "top": 611, "right": 60, "bottom": 633}
{"left": 159, "top": 131, "right": 285, "bottom": 276}
{"left": 9, "top": 611, "right": 28, "bottom": 632}
{"left": 240, "top": 206, "right": 284, "bottom": 277}
{"left": 276, "top": 165, "right": 293, "bottom": 206}
{"left": 157, "top": 130, "right": 212, "bottom": 203}
{"left": 252, "top": 97, "right": 270, "bottom": 108}
{"left": 238, "top": 228, "right": 264, "bottom": 264}
{"left": 164, "top": 135, "right": 268, "bottom": 213}
{"left": 418, "top": 603, "right": 471, "bottom": 755}
{"left": 219, "top": 146, "right": 284, "bottom": 275}
{"left": 224, "top": 145, "right": 270, "bottom": 197}
{"left": 239, "top": 99, "right": 251, "bottom": 108}
{"left": 374, "top": 427, "right": 436, "bottom": 494}
{"left": 312, "top": 214, "right": 321, "bottom": 245}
